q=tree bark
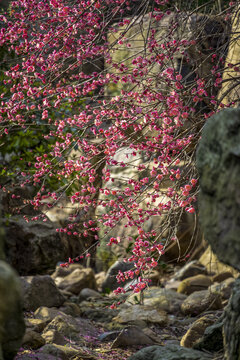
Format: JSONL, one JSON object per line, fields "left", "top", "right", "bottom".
{"left": 218, "top": 5, "right": 240, "bottom": 106}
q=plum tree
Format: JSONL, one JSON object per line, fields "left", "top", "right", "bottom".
{"left": 0, "top": 0, "right": 239, "bottom": 293}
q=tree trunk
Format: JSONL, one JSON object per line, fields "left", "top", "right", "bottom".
{"left": 218, "top": 5, "right": 240, "bottom": 106}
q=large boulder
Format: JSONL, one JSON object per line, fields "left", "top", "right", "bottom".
{"left": 0, "top": 186, "right": 84, "bottom": 275}
{"left": 196, "top": 108, "right": 240, "bottom": 360}
{"left": 0, "top": 260, "right": 25, "bottom": 360}
{"left": 4, "top": 217, "right": 68, "bottom": 275}
{"left": 21, "top": 275, "right": 65, "bottom": 311}
{"left": 197, "top": 108, "right": 240, "bottom": 271}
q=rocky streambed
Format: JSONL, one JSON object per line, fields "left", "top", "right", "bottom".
{"left": 3, "top": 258, "right": 236, "bottom": 360}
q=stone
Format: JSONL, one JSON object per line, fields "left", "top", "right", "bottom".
{"left": 34, "top": 306, "right": 65, "bottom": 322}
{"left": 180, "top": 314, "right": 216, "bottom": 348}
{"left": 101, "top": 260, "right": 133, "bottom": 291}
{"left": 38, "top": 345, "right": 79, "bottom": 358}
{"left": 42, "top": 313, "right": 98, "bottom": 343}
{"left": 212, "top": 271, "right": 234, "bottom": 283}
{"left": 4, "top": 216, "right": 69, "bottom": 275}
{"left": 51, "top": 263, "right": 83, "bottom": 279}
{"left": 0, "top": 260, "right": 25, "bottom": 360}
{"left": 56, "top": 268, "right": 97, "bottom": 294}
{"left": 165, "top": 279, "right": 181, "bottom": 291}
{"left": 127, "top": 287, "right": 187, "bottom": 313}
{"left": 144, "top": 269, "right": 161, "bottom": 286}
{"left": 95, "top": 271, "right": 106, "bottom": 290}
{"left": 15, "top": 353, "right": 57, "bottom": 360}
{"left": 197, "top": 108, "right": 240, "bottom": 271}
{"left": 194, "top": 320, "right": 223, "bottom": 352}
{"left": 59, "top": 302, "right": 81, "bottom": 317}
{"left": 41, "top": 329, "right": 66, "bottom": 345}
{"left": 177, "top": 275, "right": 212, "bottom": 295}
{"left": 223, "top": 277, "right": 240, "bottom": 360}
{"left": 42, "top": 314, "right": 84, "bottom": 343}
{"left": 21, "top": 275, "right": 65, "bottom": 311}
{"left": 37, "top": 344, "right": 68, "bottom": 360}
{"left": 25, "top": 318, "right": 48, "bottom": 333}
{"left": 79, "top": 288, "right": 102, "bottom": 301}
{"left": 59, "top": 289, "right": 72, "bottom": 298}
{"left": 127, "top": 344, "right": 212, "bottom": 360}
{"left": 21, "top": 330, "right": 45, "bottom": 349}
{"left": 99, "top": 331, "right": 120, "bottom": 342}
{"left": 79, "top": 299, "right": 119, "bottom": 325}
{"left": 181, "top": 290, "right": 222, "bottom": 316}
{"left": 209, "top": 277, "right": 235, "bottom": 300}
{"left": 199, "top": 246, "right": 238, "bottom": 277}
{"left": 113, "top": 305, "right": 168, "bottom": 326}
{"left": 41, "top": 345, "right": 97, "bottom": 359}
{"left": 111, "top": 326, "right": 155, "bottom": 348}
{"left": 173, "top": 261, "right": 207, "bottom": 281}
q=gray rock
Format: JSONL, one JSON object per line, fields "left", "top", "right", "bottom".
{"left": 34, "top": 306, "right": 65, "bottom": 322}
{"left": 212, "top": 271, "right": 234, "bottom": 283}
{"left": 4, "top": 216, "right": 69, "bottom": 275}
{"left": 56, "top": 268, "right": 97, "bottom": 295}
{"left": 180, "top": 314, "right": 216, "bottom": 348}
{"left": 197, "top": 108, "right": 240, "bottom": 271}
{"left": 99, "top": 331, "right": 120, "bottom": 342}
{"left": 111, "top": 326, "right": 155, "bottom": 348}
{"left": 42, "top": 313, "right": 98, "bottom": 343}
{"left": 127, "top": 344, "right": 212, "bottom": 360}
{"left": 79, "top": 299, "right": 119, "bottom": 324}
{"left": 21, "top": 275, "right": 65, "bottom": 311}
{"left": 42, "top": 314, "right": 84, "bottom": 343}
{"left": 21, "top": 330, "right": 45, "bottom": 349}
{"left": 127, "top": 287, "right": 187, "bottom": 313}
{"left": 181, "top": 290, "right": 222, "bottom": 316}
{"left": 51, "top": 263, "right": 83, "bottom": 279}
{"left": 209, "top": 277, "right": 235, "bottom": 300}
{"left": 41, "top": 329, "right": 66, "bottom": 345}
{"left": 15, "top": 354, "right": 57, "bottom": 360}
{"left": 59, "top": 302, "right": 81, "bottom": 317}
{"left": 102, "top": 260, "right": 133, "bottom": 291}
{"left": 177, "top": 275, "right": 212, "bottom": 295}
{"left": 0, "top": 260, "right": 25, "bottom": 360}
{"left": 113, "top": 305, "right": 168, "bottom": 327}
{"left": 25, "top": 318, "right": 48, "bottom": 333}
{"left": 194, "top": 320, "right": 223, "bottom": 352}
{"left": 36, "top": 344, "right": 68, "bottom": 360}
{"left": 173, "top": 261, "right": 207, "bottom": 281}
{"left": 79, "top": 288, "right": 102, "bottom": 301}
